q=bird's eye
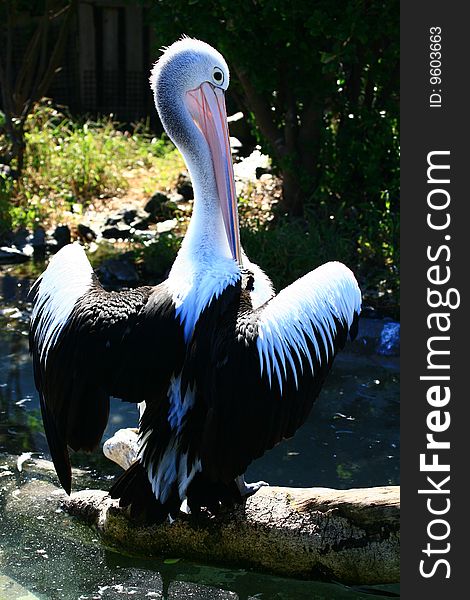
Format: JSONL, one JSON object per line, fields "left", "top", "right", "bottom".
{"left": 212, "top": 68, "right": 224, "bottom": 85}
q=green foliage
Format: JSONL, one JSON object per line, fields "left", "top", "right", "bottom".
{"left": 136, "top": 232, "right": 182, "bottom": 280}
{"left": 0, "top": 101, "right": 179, "bottom": 234}
{"left": 0, "top": 172, "right": 14, "bottom": 238}
{"left": 20, "top": 102, "right": 171, "bottom": 205}
{"left": 241, "top": 214, "right": 352, "bottom": 292}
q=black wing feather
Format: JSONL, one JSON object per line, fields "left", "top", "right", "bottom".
{"left": 30, "top": 276, "right": 185, "bottom": 493}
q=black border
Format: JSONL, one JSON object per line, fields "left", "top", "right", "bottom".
{"left": 401, "top": 1, "right": 468, "bottom": 595}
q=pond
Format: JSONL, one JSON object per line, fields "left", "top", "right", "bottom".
{"left": 0, "top": 265, "right": 400, "bottom": 599}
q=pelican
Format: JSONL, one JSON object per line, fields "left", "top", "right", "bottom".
{"left": 29, "top": 38, "right": 361, "bottom": 521}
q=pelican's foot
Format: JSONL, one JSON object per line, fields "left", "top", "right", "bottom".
{"left": 235, "top": 475, "right": 269, "bottom": 499}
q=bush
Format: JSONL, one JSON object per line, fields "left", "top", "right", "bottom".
{"left": 0, "top": 171, "right": 14, "bottom": 239}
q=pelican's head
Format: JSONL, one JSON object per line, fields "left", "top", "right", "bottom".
{"left": 151, "top": 37, "right": 230, "bottom": 97}
{"left": 150, "top": 37, "right": 240, "bottom": 264}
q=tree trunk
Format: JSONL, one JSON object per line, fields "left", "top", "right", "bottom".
{"left": 279, "top": 168, "right": 305, "bottom": 217}
{"left": 63, "top": 484, "right": 399, "bottom": 585}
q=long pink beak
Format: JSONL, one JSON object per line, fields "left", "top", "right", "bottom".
{"left": 186, "top": 82, "right": 241, "bottom": 263}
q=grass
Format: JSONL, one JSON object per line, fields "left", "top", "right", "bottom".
{"left": 241, "top": 215, "right": 353, "bottom": 293}
{"left": 0, "top": 100, "right": 184, "bottom": 231}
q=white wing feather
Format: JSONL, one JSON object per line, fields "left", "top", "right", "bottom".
{"left": 30, "top": 243, "right": 93, "bottom": 362}
{"left": 256, "top": 261, "right": 361, "bottom": 392}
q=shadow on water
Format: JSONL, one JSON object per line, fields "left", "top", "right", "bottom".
{"left": 0, "top": 266, "right": 400, "bottom": 599}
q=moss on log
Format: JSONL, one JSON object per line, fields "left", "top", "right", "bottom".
{"left": 63, "top": 484, "right": 399, "bottom": 585}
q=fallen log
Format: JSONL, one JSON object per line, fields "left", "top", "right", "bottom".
{"left": 64, "top": 486, "right": 399, "bottom": 584}
{"left": 62, "top": 428, "right": 400, "bottom": 585}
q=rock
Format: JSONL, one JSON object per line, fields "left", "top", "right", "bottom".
{"left": 144, "top": 191, "right": 169, "bottom": 214}
{"left": 102, "top": 225, "right": 132, "bottom": 240}
{"left": 128, "top": 208, "right": 151, "bottom": 230}
{"left": 256, "top": 166, "right": 272, "bottom": 179}
{"left": 377, "top": 321, "right": 400, "bottom": 356}
{"left": 351, "top": 317, "right": 400, "bottom": 357}
{"left": 156, "top": 219, "right": 177, "bottom": 234}
{"left": 103, "top": 428, "right": 139, "bottom": 470}
{"left": 229, "top": 136, "right": 242, "bottom": 154}
{"left": 132, "top": 229, "right": 157, "bottom": 242}
{"left": 130, "top": 215, "right": 150, "bottom": 230}
{"left": 11, "top": 227, "right": 30, "bottom": 249}
{"left": 53, "top": 225, "right": 71, "bottom": 249}
{"left": 32, "top": 226, "right": 47, "bottom": 260}
{"left": 0, "top": 246, "right": 30, "bottom": 264}
{"left": 121, "top": 209, "right": 137, "bottom": 225}
{"left": 144, "top": 191, "right": 177, "bottom": 222}
{"left": 120, "top": 208, "right": 148, "bottom": 226}
{"left": 96, "top": 255, "right": 139, "bottom": 284}
{"left": 77, "top": 223, "right": 97, "bottom": 242}
{"left": 175, "top": 171, "right": 193, "bottom": 200}
{"left": 0, "top": 574, "right": 40, "bottom": 599}
{"left": 169, "top": 192, "right": 185, "bottom": 205}
{"left": 234, "top": 149, "right": 270, "bottom": 182}
{"left": 105, "top": 214, "right": 123, "bottom": 227}
{"left": 226, "top": 112, "right": 257, "bottom": 156}
{"left": 0, "top": 163, "right": 17, "bottom": 179}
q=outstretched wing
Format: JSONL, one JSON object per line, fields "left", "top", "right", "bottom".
{"left": 29, "top": 243, "right": 184, "bottom": 493}
{"left": 185, "top": 261, "right": 361, "bottom": 483}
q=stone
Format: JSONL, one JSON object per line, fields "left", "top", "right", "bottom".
{"left": 169, "top": 192, "right": 185, "bottom": 205}
{"left": 351, "top": 317, "right": 400, "bottom": 357}
{"left": 105, "top": 214, "right": 123, "bottom": 227}
{"left": 144, "top": 191, "right": 175, "bottom": 222}
{"left": 144, "top": 191, "right": 169, "bottom": 213}
{"left": 102, "top": 225, "right": 132, "bottom": 240}
{"left": 77, "top": 223, "right": 97, "bottom": 242}
{"left": 0, "top": 163, "right": 12, "bottom": 178}
{"left": 53, "top": 225, "right": 71, "bottom": 249}
{"left": 0, "top": 246, "right": 30, "bottom": 264}
{"left": 229, "top": 136, "right": 242, "bottom": 154}
{"left": 226, "top": 112, "right": 257, "bottom": 156}
{"left": 377, "top": 321, "right": 400, "bottom": 356}
{"left": 234, "top": 149, "right": 270, "bottom": 181}
{"left": 97, "top": 256, "right": 139, "bottom": 284}
{"left": 11, "top": 227, "right": 30, "bottom": 249}
{"left": 127, "top": 208, "right": 151, "bottom": 230}
{"left": 130, "top": 216, "right": 150, "bottom": 230}
{"left": 0, "top": 573, "right": 41, "bottom": 599}
{"left": 103, "top": 428, "right": 139, "bottom": 470}
{"left": 120, "top": 209, "right": 137, "bottom": 225}
{"left": 132, "top": 230, "right": 157, "bottom": 242}
{"left": 256, "top": 166, "right": 271, "bottom": 179}
{"left": 175, "top": 171, "right": 193, "bottom": 200}
{"left": 32, "top": 226, "right": 46, "bottom": 247}
{"left": 156, "top": 219, "right": 177, "bottom": 234}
